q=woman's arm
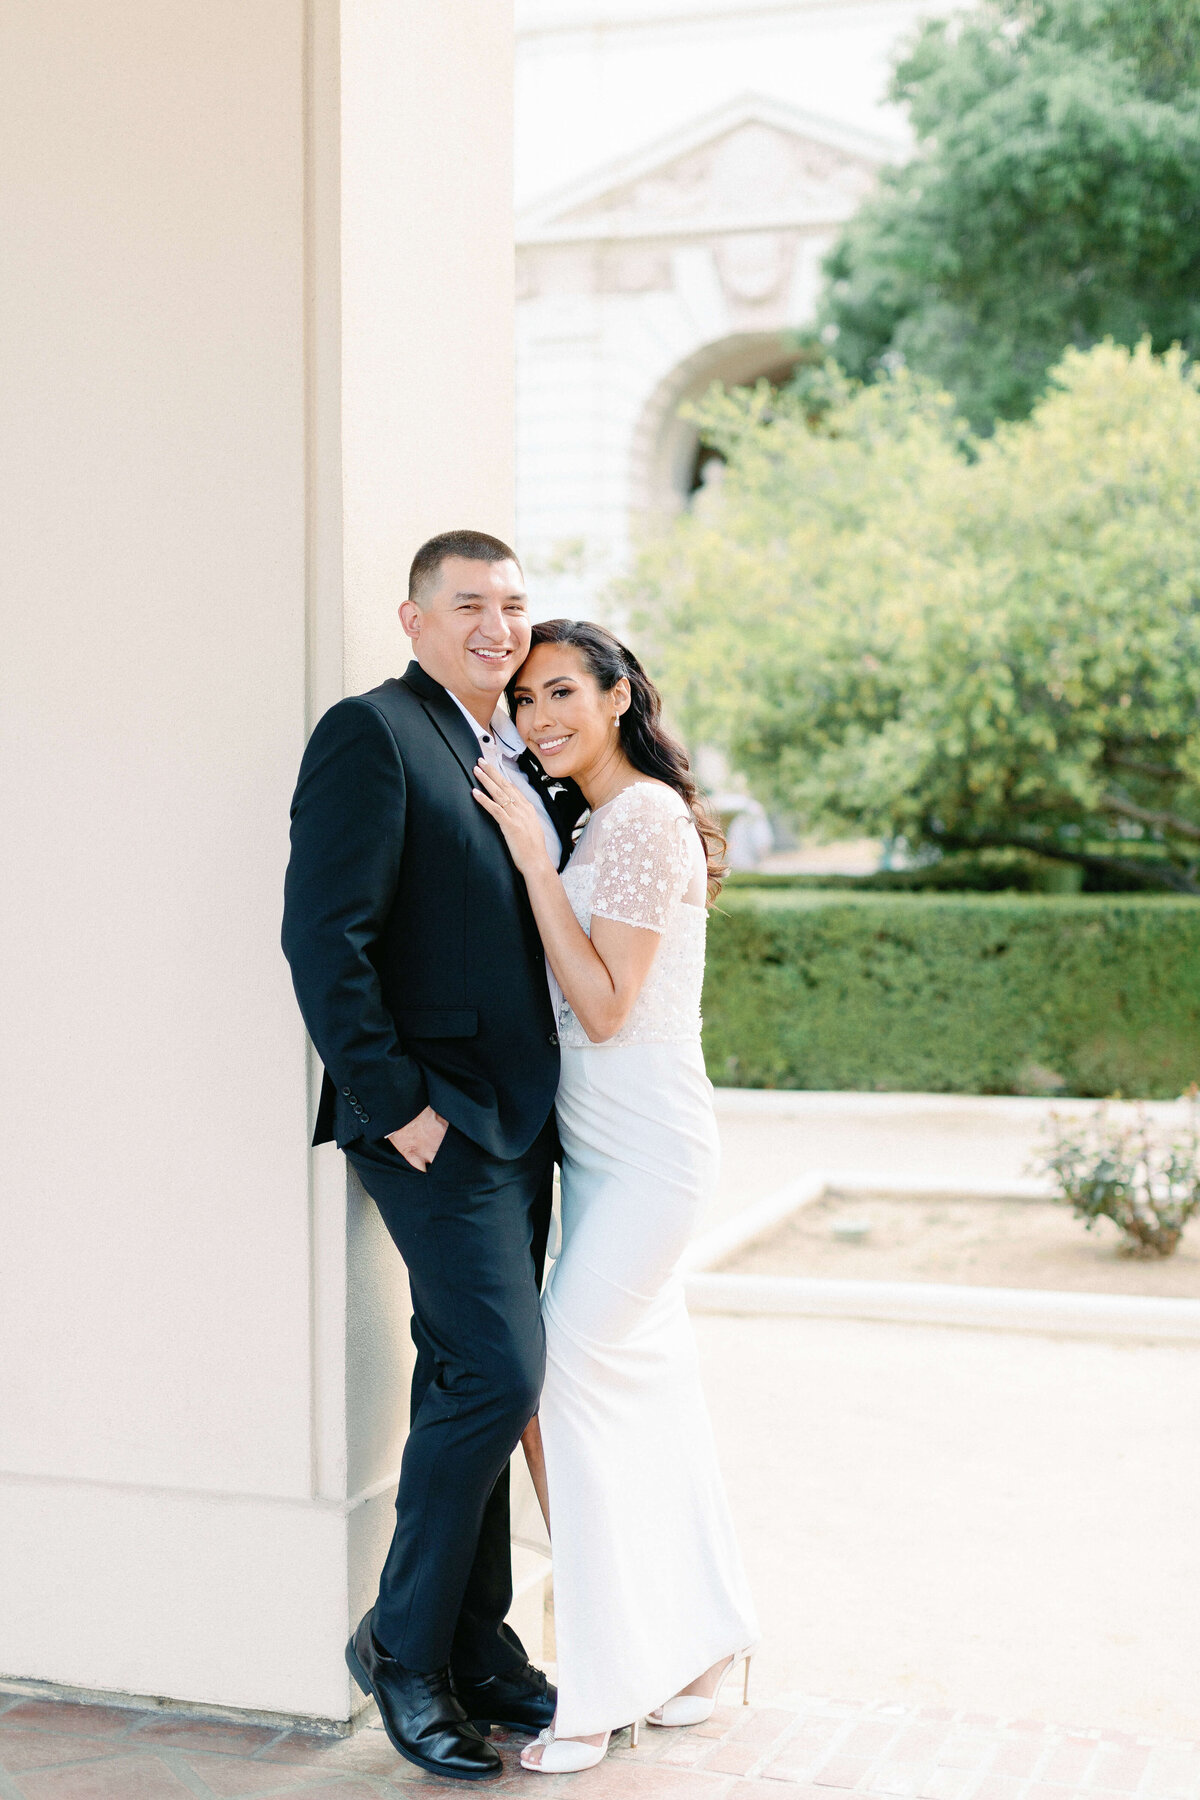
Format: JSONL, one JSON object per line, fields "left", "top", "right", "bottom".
{"left": 525, "top": 860, "right": 661, "bottom": 1042}
{"left": 472, "top": 761, "right": 662, "bottom": 1042}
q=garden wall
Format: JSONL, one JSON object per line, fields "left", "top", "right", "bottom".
{"left": 703, "top": 893, "right": 1200, "bottom": 1098}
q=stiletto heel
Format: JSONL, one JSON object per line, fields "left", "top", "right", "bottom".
{"left": 520, "top": 1721, "right": 641, "bottom": 1774}
{"left": 646, "top": 1647, "right": 756, "bottom": 1729}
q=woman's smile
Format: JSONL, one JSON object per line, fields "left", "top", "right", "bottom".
{"left": 507, "top": 640, "right": 634, "bottom": 803}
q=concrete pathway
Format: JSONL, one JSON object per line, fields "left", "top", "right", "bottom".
{"left": 698, "top": 1314, "right": 1200, "bottom": 1740}
{"left": 2, "top": 1688, "right": 1197, "bottom": 1800}
{"left": 695, "top": 1095, "right": 1200, "bottom": 1741}
{"left": 4, "top": 1092, "right": 1195, "bottom": 1791}
{"left": 694, "top": 1094, "right": 1200, "bottom": 1742}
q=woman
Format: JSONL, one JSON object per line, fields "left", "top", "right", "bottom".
{"left": 471, "top": 619, "right": 758, "bottom": 1774}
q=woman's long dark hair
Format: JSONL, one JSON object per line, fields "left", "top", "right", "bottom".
{"left": 509, "top": 618, "right": 727, "bottom": 899}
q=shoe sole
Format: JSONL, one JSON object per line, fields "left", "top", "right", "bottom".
{"left": 470, "top": 1718, "right": 549, "bottom": 1737}
{"left": 345, "top": 1642, "right": 502, "bottom": 1781}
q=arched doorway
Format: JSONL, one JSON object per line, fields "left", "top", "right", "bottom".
{"left": 628, "top": 330, "right": 801, "bottom": 529}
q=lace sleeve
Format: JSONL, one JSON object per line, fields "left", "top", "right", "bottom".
{"left": 588, "top": 786, "right": 695, "bottom": 933}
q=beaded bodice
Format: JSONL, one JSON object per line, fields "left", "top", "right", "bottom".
{"left": 551, "top": 782, "right": 708, "bottom": 1049}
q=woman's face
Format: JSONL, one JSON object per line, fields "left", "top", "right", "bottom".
{"left": 510, "top": 642, "right": 628, "bottom": 780}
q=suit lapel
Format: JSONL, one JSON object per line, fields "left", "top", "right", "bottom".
{"left": 400, "top": 662, "right": 585, "bottom": 868}
{"left": 401, "top": 662, "right": 480, "bottom": 790}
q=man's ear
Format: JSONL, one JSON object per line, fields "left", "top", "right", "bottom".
{"left": 399, "top": 600, "right": 421, "bottom": 643}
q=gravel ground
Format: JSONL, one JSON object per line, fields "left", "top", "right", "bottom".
{"left": 723, "top": 1194, "right": 1200, "bottom": 1297}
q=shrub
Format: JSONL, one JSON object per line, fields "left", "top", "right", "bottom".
{"left": 1037, "top": 1101, "right": 1200, "bottom": 1257}
{"left": 702, "top": 892, "right": 1200, "bottom": 1097}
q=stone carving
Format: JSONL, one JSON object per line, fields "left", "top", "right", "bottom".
{"left": 550, "top": 119, "right": 878, "bottom": 238}
{"left": 598, "top": 246, "right": 673, "bottom": 294}
{"left": 517, "top": 98, "right": 890, "bottom": 307}
{"left": 518, "top": 243, "right": 673, "bottom": 299}
{"left": 716, "top": 231, "right": 791, "bottom": 304}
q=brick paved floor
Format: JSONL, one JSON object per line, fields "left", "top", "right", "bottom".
{"left": 1, "top": 1690, "right": 1196, "bottom": 1800}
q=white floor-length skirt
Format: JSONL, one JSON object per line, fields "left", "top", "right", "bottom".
{"left": 538, "top": 1039, "right": 759, "bottom": 1738}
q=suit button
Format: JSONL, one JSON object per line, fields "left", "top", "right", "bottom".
{"left": 548, "top": 1032, "right": 559, "bottom": 1046}
{"left": 342, "top": 1087, "right": 351, "bottom": 1096}
{"left": 360, "top": 1112, "right": 370, "bottom": 1124}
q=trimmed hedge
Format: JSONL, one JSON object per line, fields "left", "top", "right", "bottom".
{"left": 702, "top": 892, "right": 1200, "bottom": 1098}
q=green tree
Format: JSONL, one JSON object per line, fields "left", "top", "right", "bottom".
{"left": 633, "top": 342, "right": 1200, "bottom": 892}
{"left": 820, "top": 0, "right": 1200, "bottom": 430}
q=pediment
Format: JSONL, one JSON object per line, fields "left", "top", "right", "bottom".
{"left": 518, "top": 94, "right": 898, "bottom": 245}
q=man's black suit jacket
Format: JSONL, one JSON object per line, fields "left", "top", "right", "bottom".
{"left": 282, "top": 661, "right": 583, "bottom": 1159}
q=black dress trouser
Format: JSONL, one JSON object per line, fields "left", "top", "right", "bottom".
{"left": 345, "top": 1117, "right": 555, "bottom": 1677}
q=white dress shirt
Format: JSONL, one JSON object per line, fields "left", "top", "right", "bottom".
{"left": 447, "top": 690, "right": 563, "bottom": 867}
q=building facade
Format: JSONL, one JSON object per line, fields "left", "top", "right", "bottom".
{"left": 514, "top": 0, "right": 951, "bottom": 616}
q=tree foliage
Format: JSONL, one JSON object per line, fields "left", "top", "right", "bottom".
{"left": 632, "top": 341, "right": 1200, "bottom": 892}
{"left": 819, "top": 0, "right": 1200, "bottom": 429}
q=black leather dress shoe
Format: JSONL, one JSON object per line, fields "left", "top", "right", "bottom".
{"left": 345, "top": 1612, "right": 502, "bottom": 1780}
{"left": 453, "top": 1661, "right": 557, "bottom": 1735}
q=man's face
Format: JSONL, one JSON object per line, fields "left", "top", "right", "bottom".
{"left": 399, "top": 557, "right": 531, "bottom": 716}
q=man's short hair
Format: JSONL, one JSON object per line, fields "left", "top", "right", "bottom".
{"left": 408, "top": 529, "right": 522, "bottom": 607}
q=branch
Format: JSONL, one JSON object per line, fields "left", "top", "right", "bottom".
{"left": 1104, "top": 752, "right": 1184, "bottom": 783}
{"left": 928, "top": 825, "right": 1200, "bottom": 895}
{"left": 1100, "top": 791, "right": 1200, "bottom": 843}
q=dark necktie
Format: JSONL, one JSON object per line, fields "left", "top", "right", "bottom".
{"left": 517, "top": 749, "right": 586, "bottom": 873}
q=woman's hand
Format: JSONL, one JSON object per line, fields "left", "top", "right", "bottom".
{"left": 473, "top": 760, "right": 555, "bottom": 879}
{"left": 475, "top": 765, "right": 663, "bottom": 1040}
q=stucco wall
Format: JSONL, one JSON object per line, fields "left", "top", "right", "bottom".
{"left": 0, "top": 0, "right": 515, "bottom": 1722}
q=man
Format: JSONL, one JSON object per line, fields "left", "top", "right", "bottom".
{"left": 282, "top": 530, "right": 582, "bottom": 1780}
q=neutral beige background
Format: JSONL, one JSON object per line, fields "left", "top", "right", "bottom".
{"left": 0, "top": 0, "right": 516, "bottom": 1721}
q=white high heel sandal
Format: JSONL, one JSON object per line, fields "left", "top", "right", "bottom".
{"left": 520, "top": 1719, "right": 640, "bottom": 1774}
{"left": 646, "top": 1648, "right": 754, "bottom": 1729}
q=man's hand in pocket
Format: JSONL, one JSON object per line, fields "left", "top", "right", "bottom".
{"left": 387, "top": 1106, "right": 448, "bottom": 1172}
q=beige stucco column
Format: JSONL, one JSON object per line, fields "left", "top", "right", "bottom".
{"left": 0, "top": 0, "right": 517, "bottom": 1722}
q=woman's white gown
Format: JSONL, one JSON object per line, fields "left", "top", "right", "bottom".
{"left": 540, "top": 781, "right": 759, "bottom": 1738}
